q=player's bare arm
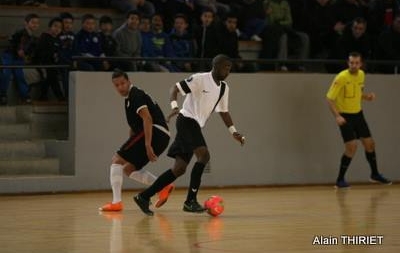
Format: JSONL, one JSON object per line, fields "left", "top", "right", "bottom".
{"left": 219, "top": 112, "right": 245, "bottom": 146}
{"left": 167, "top": 84, "right": 180, "bottom": 123}
{"left": 138, "top": 107, "right": 157, "bottom": 162}
{"left": 326, "top": 98, "right": 346, "bottom": 126}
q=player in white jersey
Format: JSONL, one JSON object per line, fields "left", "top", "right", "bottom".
{"left": 134, "top": 54, "right": 245, "bottom": 216}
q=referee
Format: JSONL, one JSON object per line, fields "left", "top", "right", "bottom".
{"left": 134, "top": 54, "right": 245, "bottom": 216}
{"left": 326, "top": 51, "right": 392, "bottom": 188}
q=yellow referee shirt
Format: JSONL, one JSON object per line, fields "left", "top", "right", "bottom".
{"left": 326, "top": 69, "right": 365, "bottom": 113}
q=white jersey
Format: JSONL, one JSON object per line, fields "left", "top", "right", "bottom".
{"left": 176, "top": 72, "right": 229, "bottom": 128}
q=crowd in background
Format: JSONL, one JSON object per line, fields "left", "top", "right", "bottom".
{"left": 1, "top": 0, "right": 400, "bottom": 104}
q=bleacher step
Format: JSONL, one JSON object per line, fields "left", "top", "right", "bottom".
{"left": 0, "top": 141, "right": 46, "bottom": 160}
{"left": 0, "top": 158, "right": 60, "bottom": 175}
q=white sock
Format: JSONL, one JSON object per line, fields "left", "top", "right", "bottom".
{"left": 110, "top": 164, "right": 123, "bottom": 203}
{"left": 129, "top": 169, "right": 156, "bottom": 185}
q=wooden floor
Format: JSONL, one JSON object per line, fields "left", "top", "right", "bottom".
{"left": 1, "top": 185, "right": 399, "bottom": 253}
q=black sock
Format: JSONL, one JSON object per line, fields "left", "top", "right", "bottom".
{"left": 337, "top": 154, "right": 352, "bottom": 182}
{"left": 186, "top": 162, "right": 206, "bottom": 202}
{"left": 140, "top": 169, "right": 176, "bottom": 201}
{"left": 365, "top": 151, "right": 379, "bottom": 175}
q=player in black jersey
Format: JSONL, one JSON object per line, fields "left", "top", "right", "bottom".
{"left": 99, "top": 69, "right": 174, "bottom": 212}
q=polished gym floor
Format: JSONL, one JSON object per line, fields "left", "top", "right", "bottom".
{"left": 1, "top": 185, "right": 399, "bottom": 253}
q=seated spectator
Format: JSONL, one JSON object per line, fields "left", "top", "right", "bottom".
{"left": 113, "top": 10, "right": 142, "bottom": 71}
{"left": 368, "top": 0, "right": 400, "bottom": 40}
{"left": 58, "top": 12, "right": 75, "bottom": 99}
{"left": 0, "top": 13, "right": 39, "bottom": 105}
{"left": 32, "top": 17, "right": 65, "bottom": 101}
{"left": 194, "top": 0, "right": 231, "bottom": 16}
{"left": 217, "top": 12, "right": 255, "bottom": 72}
{"left": 332, "top": 0, "right": 368, "bottom": 33}
{"left": 237, "top": 0, "right": 265, "bottom": 41}
{"left": 327, "top": 17, "right": 371, "bottom": 72}
{"left": 306, "top": 0, "right": 337, "bottom": 58}
{"left": 110, "top": 0, "right": 155, "bottom": 17}
{"left": 151, "top": 0, "right": 196, "bottom": 32}
{"left": 99, "top": 16, "right": 118, "bottom": 58}
{"left": 140, "top": 13, "right": 177, "bottom": 72}
{"left": 74, "top": 14, "right": 110, "bottom": 71}
{"left": 374, "top": 14, "right": 400, "bottom": 73}
{"left": 169, "top": 14, "right": 196, "bottom": 72}
{"left": 259, "top": 0, "right": 309, "bottom": 71}
{"left": 193, "top": 7, "right": 219, "bottom": 70}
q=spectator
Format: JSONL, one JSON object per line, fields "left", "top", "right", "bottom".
{"left": 216, "top": 12, "right": 252, "bottom": 72}
{"left": 260, "top": 0, "right": 309, "bottom": 71}
{"left": 332, "top": 0, "right": 369, "bottom": 34}
{"left": 194, "top": 0, "right": 231, "bottom": 16}
{"left": 32, "top": 17, "right": 65, "bottom": 101}
{"left": 151, "top": 0, "right": 196, "bottom": 32}
{"left": 58, "top": 12, "right": 75, "bottom": 99}
{"left": 169, "top": 14, "right": 196, "bottom": 72}
{"left": 327, "top": 17, "right": 371, "bottom": 73}
{"left": 306, "top": 0, "right": 338, "bottom": 58}
{"left": 0, "top": 13, "right": 39, "bottom": 105}
{"left": 99, "top": 16, "right": 118, "bottom": 57}
{"left": 237, "top": 0, "right": 266, "bottom": 41}
{"left": 193, "top": 7, "right": 219, "bottom": 70}
{"left": 74, "top": 14, "right": 110, "bottom": 71}
{"left": 110, "top": 0, "right": 155, "bottom": 17}
{"left": 374, "top": 14, "right": 400, "bottom": 73}
{"left": 368, "top": 0, "right": 400, "bottom": 39}
{"left": 140, "top": 13, "right": 177, "bottom": 72}
{"left": 113, "top": 10, "right": 142, "bottom": 71}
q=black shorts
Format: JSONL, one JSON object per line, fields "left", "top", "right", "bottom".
{"left": 339, "top": 111, "right": 372, "bottom": 143}
{"left": 167, "top": 114, "right": 207, "bottom": 163}
{"left": 117, "top": 125, "right": 170, "bottom": 170}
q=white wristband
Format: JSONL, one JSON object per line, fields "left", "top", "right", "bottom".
{"left": 228, "top": 125, "right": 237, "bottom": 135}
{"left": 170, "top": 100, "right": 178, "bottom": 109}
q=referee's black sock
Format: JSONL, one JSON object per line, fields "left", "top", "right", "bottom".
{"left": 365, "top": 151, "right": 379, "bottom": 175}
{"left": 186, "top": 162, "right": 206, "bottom": 202}
{"left": 140, "top": 169, "right": 176, "bottom": 201}
{"left": 337, "top": 154, "right": 352, "bottom": 182}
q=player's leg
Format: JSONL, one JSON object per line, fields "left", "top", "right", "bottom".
{"left": 99, "top": 155, "right": 126, "bottom": 211}
{"left": 134, "top": 156, "right": 188, "bottom": 216}
{"left": 183, "top": 146, "right": 209, "bottom": 213}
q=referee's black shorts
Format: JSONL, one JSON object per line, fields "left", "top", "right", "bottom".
{"left": 167, "top": 114, "right": 207, "bottom": 163}
{"left": 117, "top": 125, "right": 170, "bottom": 170}
{"left": 339, "top": 111, "right": 372, "bottom": 143}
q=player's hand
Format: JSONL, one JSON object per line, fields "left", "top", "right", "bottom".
{"left": 335, "top": 115, "right": 346, "bottom": 126}
{"left": 146, "top": 145, "right": 157, "bottom": 162}
{"left": 364, "top": 92, "right": 376, "bottom": 101}
{"left": 233, "top": 132, "right": 245, "bottom": 146}
{"left": 166, "top": 108, "right": 179, "bottom": 123}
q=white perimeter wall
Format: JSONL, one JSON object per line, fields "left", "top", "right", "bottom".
{"left": 1, "top": 71, "right": 399, "bottom": 193}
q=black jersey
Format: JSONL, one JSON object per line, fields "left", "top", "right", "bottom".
{"left": 125, "top": 86, "right": 167, "bottom": 133}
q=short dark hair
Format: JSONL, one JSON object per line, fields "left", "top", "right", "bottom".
{"left": 174, "top": 13, "right": 188, "bottom": 23}
{"left": 48, "top": 17, "right": 63, "bottom": 28}
{"left": 25, "top": 13, "right": 39, "bottom": 23}
{"left": 112, "top": 69, "right": 129, "bottom": 80}
{"left": 59, "top": 12, "right": 74, "bottom": 21}
{"left": 349, "top": 51, "right": 362, "bottom": 59}
{"left": 81, "top": 14, "right": 96, "bottom": 23}
{"left": 353, "top": 17, "right": 367, "bottom": 25}
{"left": 99, "top": 15, "right": 113, "bottom": 25}
{"left": 212, "top": 54, "right": 231, "bottom": 67}
{"left": 126, "top": 10, "right": 141, "bottom": 19}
